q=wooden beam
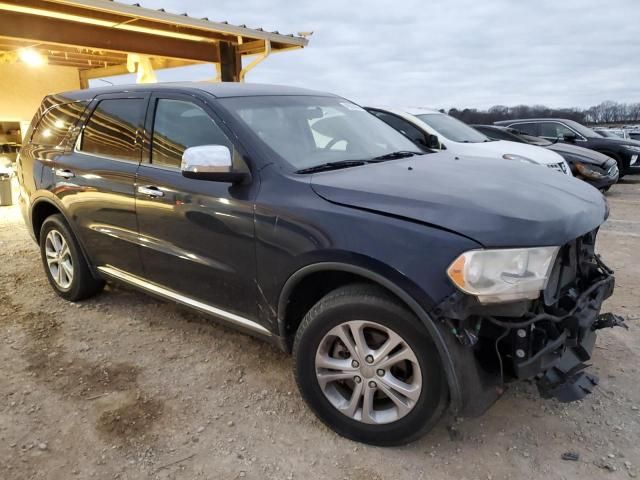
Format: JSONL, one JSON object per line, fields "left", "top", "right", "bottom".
{"left": 0, "top": 10, "right": 220, "bottom": 63}
{"left": 48, "top": 52, "right": 125, "bottom": 62}
{"left": 79, "top": 58, "right": 198, "bottom": 81}
{"left": 79, "top": 69, "right": 89, "bottom": 89}
{"left": 39, "top": 0, "right": 308, "bottom": 47}
{"left": 80, "top": 63, "right": 131, "bottom": 79}
{"left": 219, "top": 41, "right": 240, "bottom": 82}
{"left": 0, "top": 0, "right": 238, "bottom": 43}
{"left": 237, "top": 40, "right": 267, "bottom": 55}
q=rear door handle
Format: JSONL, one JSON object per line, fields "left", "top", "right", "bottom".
{"left": 138, "top": 185, "right": 164, "bottom": 198}
{"left": 55, "top": 169, "right": 75, "bottom": 179}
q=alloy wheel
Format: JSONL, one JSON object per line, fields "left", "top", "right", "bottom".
{"left": 314, "top": 320, "right": 422, "bottom": 424}
{"left": 44, "top": 229, "right": 73, "bottom": 289}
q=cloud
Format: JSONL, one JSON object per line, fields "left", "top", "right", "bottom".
{"left": 107, "top": 0, "right": 640, "bottom": 109}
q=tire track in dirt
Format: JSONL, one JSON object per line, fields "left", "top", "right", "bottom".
{"left": 1, "top": 284, "right": 164, "bottom": 446}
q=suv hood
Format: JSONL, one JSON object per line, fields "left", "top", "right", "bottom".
{"left": 547, "top": 142, "right": 613, "bottom": 166}
{"left": 593, "top": 136, "right": 640, "bottom": 148}
{"left": 310, "top": 152, "right": 607, "bottom": 248}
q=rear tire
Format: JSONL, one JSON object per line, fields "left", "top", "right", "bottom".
{"left": 293, "top": 283, "right": 447, "bottom": 445}
{"left": 39, "top": 214, "right": 105, "bottom": 301}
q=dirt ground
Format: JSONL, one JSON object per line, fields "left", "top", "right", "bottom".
{"left": 0, "top": 178, "right": 639, "bottom": 480}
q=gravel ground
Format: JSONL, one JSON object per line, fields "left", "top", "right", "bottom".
{"left": 0, "top": 177, "right": 639, "bottom": 480}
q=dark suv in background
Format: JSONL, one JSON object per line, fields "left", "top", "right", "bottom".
{"left": 494, "top": 118, "right": 640, "bottom": 177}
{"left": 17, "top": 83, "right": 623, "bottom": 445}
{"left": 473, "top": 125, "right": 619, "bottom": 191}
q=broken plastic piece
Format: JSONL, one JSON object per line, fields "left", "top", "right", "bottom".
{"left": 592, "top": 312, "right": 629, "bottom": 331}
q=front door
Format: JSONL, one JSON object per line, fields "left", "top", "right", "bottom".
{"left": 135, "top": 93, "right": 258, "bottom": 320}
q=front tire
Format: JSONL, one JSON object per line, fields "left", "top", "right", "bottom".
{"left": 293, "top": 284, "right": 447, "bottom": 445}
{"left": 39, "top": 214, "right": 105, "bottom": 301}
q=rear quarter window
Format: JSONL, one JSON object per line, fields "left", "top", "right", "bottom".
{"left": 31, "top": 102, "right": 88, "bottom": 147}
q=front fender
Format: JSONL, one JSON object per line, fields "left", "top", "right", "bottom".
{"left": 277, "top": 260, "right": 465, "bottom": 413}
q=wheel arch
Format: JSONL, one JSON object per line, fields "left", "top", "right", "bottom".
{"left": 30, "top": 197, "right": 100, "bottom": 279}
{"left": 596, "top": 149, "right": 626, "bottom": 176}
{"left": 277, "top": 261, "right": 462, "bottom": 410}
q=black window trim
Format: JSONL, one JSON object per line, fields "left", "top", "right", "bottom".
{"left": 510, "top": 120, "right": 587, "bottom": 142}
{"left": 74, "top": 92, "right": 151, "bottom": 165}
{"left": 365, "top": 107, "right": 429, "bottom": 146}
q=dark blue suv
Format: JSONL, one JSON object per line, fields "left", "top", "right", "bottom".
{"left": 16, "top": 83, "right": 622, "bottom": 445}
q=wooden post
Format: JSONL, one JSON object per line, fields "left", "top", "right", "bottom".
{"left": 78, "top": 69, "right": 89, "bottom": 89}
{"left": 219, "top": 41, "right": 241, "bottom": 82}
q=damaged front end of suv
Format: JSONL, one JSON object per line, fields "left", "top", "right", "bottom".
{"left": 436, "top": 228, "right": 626, "bottom": 413}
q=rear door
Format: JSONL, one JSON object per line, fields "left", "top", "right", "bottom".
{"left": 135, "top": 92, "right": 258, "bottom": 319}
{"left": 53, "top": 92, "right": 149, "bottom": 275}
{"left": 18, "top": 100, "right": 88, "bottom": 213}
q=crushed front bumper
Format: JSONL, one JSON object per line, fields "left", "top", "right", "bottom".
{"left": 511, "top": 274, "right": 626, "bottom": 402}
{"left": 436, "top": 230, "right": 626, "bottom": 414}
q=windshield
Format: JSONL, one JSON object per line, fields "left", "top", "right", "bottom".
{"left": 218, "top": 96, "right": 420, "bottom": 171}
{"left": 565, "top": 120, "right": 600, "bottom": 138}
{"left": 597, "top": 130, "right": 619, "bottom": 138}
{"left": 415, "top": 113, "right": 491, "bottom": 143}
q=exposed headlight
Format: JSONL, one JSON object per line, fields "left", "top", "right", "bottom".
{"left": 575, "top": 162, "right": 606, "bottom": 179}
{"left": 447, "top": 247, "right": 559, "bottom": 304}
{"left": 624, "top": 145, "right": 640, "bottom": 153}
{"left": 502, "top": 153, "right": 537, "bottom": 164}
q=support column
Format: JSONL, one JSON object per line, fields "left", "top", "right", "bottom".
{"left": 219, "top": 41, "right": 241, "bottom": 82}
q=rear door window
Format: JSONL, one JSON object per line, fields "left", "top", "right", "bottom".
{"left": 509, "top": 123, "right": 538, "bottom": 136}
{"left": 79, "top": 98, "right": 146, "bottom": 162}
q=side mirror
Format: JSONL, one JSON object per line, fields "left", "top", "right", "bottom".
{"left": 562, "top": 132, "right": 577, "bottom": 143}
{"left": 425, "top": 134, "right": 441, "bottom": 149}
{"left": 181, "top": 145, "right": 249, "bottom": 183}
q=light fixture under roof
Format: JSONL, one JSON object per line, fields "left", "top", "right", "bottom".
{"left": 18, "top": 48, "right": 46, "bottom": 67}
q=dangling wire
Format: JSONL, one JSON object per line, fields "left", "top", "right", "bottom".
{"left": 495, "top": 328, "right": 510, "bottom": 385}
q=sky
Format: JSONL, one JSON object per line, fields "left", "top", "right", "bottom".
{"left": 102, "top": 0, "right": 640, "bottom": 110}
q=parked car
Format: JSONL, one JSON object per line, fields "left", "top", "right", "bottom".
{"left": 17, "top": 83, "right": 623, "bottom": 445}
{"left": 365, "top": 107, "right": 572, "bottom": 176}
{"left": 494, "top": 118, "right": 640, "bottom": 177}
{"left": 473, "top": 125, "right": 619, "bottom": 191}
{"left": 0, "top": 143, "right": 19, "bottom": 166}
{"left": 628, "top": 131, "right": 640, "bottom": 141}
{"left": 0, "top": 143, "right": 19, "bottom": 178}
{"left": 593, "top": 127, "right": 630, "bottom": 140}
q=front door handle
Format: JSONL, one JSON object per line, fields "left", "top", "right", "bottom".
{"left": 55, "top": 169, "right": 75, "bottom": 179}
{"left": 138, "top": 185, "right": 164, "bottom": 198}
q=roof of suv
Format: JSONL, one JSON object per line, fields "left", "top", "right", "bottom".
{"left": 56, "top": 82, "right": 336, "bottom": 102}
{"left": 494, "top": 118, "right": 576, "bottom": 125}
{"left": 367, "top": 106, "right": 441, "bottom": 116}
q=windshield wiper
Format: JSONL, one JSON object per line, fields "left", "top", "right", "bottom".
{"left": 295, "top": 160, "right": 370, "bottom": 174}
{"left": 371, "top": 150, "right": 422, "bottom": 160}
{"left": 295, "top": 151, "right": 423, "bottom": 174}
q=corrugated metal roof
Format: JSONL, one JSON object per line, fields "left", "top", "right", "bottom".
{"left": 50, "top": 0, "right": 309, "bottom": 47}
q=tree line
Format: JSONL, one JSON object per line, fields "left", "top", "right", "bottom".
{"left": 445, "top": 101, "right": 640, "bottom": 126}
